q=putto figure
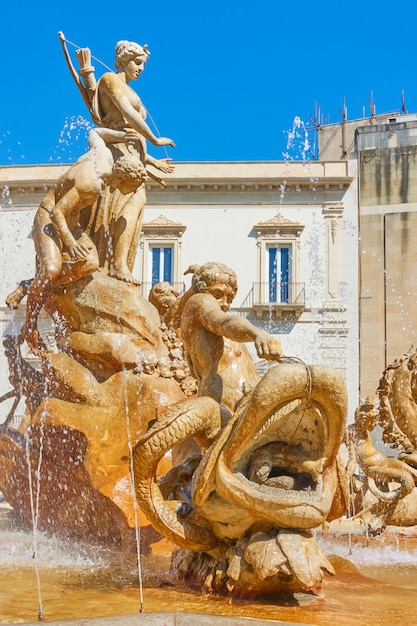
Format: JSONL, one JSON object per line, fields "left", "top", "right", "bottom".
{"left": 8, "top": 127, "right": 146, "bottom": 354}
{"left": 181, "top": 262, "right": 282, "bottom": 413}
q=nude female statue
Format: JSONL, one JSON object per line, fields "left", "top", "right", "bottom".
{"left": 86, "top": 40, "right": 175, "bottom": 283}
{"left": 6, "top": 39, "right": 174, "bottom": 352}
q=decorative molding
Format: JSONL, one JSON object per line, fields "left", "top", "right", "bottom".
{"left": 322, "top": 201, "right": 344, "bottom": 217}
{"left": 142, "top": 231, "right": 180, "bottom": 240}
{"left": 253, "top": 212, "right": 305, "bottom": 288}
{"left": 252, "top": 304, "right": 305, "bottom": 320}
{"left": 318, "top": 326, "right": 349, "bottom": 336}
{"left": 322, "top": 202, "right": 344, "bottom": 302}
{"left": 253, "top": 214, "right": 305, "bottom": 238}
{"left": 140, "top": 214, "right": 185, "bottom": 286}
{"left": 142, "top": 214, "right": 186, "bottom": 237}
{"left": 0, "top": 163, "right": 353, "bottom": 209}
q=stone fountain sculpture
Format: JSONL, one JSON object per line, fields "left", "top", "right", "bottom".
{"left": 133, "top": 262, "right": 349, "bottom": 595}
{"left": 347, "top": 350, "right": 417, "bottom": 533}
{"left": 0, "top": 34, "right": 349, "bottom": 596}
{"left": 0, "top": 34, "right": 185, "bottom": 549}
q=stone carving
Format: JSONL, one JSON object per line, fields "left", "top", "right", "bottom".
{"left": 0, "top": 36, "right": 350, "bottom": 600}
{"left": 72, "top": 36, "right": 175, "bottom": 283}
{"left": 133, "top": 262, "right": 348, "bottom": 595}
{"left": 347, "top": 399, "right": 415, "bottom": 529}
{"left": 377, "top": 349, "right": 417, "bottom": 454}
{"left": 0, "top": 35, "right": 179, "bottom": 548}
{"left": 7, "top": 33, "right": 176, "bottom": 355}
{"left": 17, "top": 128, "right": 146, "bottom": 354}
{"left": 149, "top": 281, "right": 188, "bottom": 334}
{"left": 347, "top": 352, "right": 417, "bottom": 532}
{"left": 1, "top": 273, "right": 187, "bottom": 548}
{"left": 147, "top": 277, "right": 200, "bottom": 397}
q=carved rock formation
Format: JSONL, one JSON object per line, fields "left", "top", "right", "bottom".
{"left": 0, "top": 273, "right": 187, "bottom": 548}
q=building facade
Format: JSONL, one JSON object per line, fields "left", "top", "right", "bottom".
{"left": 0, "top": 158, "right": 359, "bottom": 420}
{"left": 356, "top": 118, "right": 417, "bottom": 397}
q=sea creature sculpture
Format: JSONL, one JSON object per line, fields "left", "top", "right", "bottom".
{"left": 346, "top": 351, "right": 417, "bottom": 532}
{"left": 133, "top": 359, "right": 348, "bottom": 595}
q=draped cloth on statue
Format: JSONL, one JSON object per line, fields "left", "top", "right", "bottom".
{"left": 83, "top": 76, "right": 148, "bottom": 273}
{"left": 84, "top": 172, "right": 146, "bottom": 273}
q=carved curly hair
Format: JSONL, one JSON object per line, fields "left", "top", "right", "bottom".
{"left": 110, "top": 155, "right": 147, "bottom": 193}
{"left": 192, "top": 262, "right": 238, "bottom": 295}
{"left": 114, "top": 40, "right": 150, "bottom": 70}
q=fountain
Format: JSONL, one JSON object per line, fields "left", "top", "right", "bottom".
{"left": 1, "top": 32, "right": 417, "bottom": 626}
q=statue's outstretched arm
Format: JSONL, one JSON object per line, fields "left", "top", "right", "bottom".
{"left": 197, "top": 296, "right": 282, "bottom": 360}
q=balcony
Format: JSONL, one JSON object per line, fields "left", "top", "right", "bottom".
{"left": 240, "top": 282, "right": 306, "bottom": 319}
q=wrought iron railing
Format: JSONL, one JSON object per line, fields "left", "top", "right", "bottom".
{"left": 240, "top": 282, "right": 306, "bottom": 308}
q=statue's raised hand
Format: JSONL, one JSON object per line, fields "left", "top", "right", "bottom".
{"left": 153, "top": 158, "right": 175, "bottom": 173}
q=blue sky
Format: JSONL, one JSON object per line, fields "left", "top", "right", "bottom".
{"left": 1, "top": 1, "right": 417, "bottom": 165}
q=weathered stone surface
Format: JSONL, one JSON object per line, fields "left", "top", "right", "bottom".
{"left": 134, "top": 358, "right": 348, "bottom": 592}
{"left": 347, "top": 350, "right": 417, "bottom": 532}
{"left": 0, "top": 274, "right": 186, "bottom": 548}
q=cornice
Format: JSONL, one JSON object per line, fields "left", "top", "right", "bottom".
{"left": 0, "top": 161, "right": 353, "bottom": 208}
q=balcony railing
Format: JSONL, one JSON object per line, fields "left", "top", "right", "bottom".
{"left": 239, "top": 282, "right": 305, "bottom": 318}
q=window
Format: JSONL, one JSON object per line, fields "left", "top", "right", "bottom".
{"left": 249, "top": 214, "right": 305, "bottom": 317}
{"left": 138, "top": 215, "right": 187, "bottom": 296}
{"left": 268, "top": 245, "right": 291, "bottom": 303}
{"left": 150, "top": 245, "right": 173, "bottom": 286}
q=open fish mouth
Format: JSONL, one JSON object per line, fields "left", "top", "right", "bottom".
{"left": 241, "top": 398, "right": 328, "bottom": 487}
{"left": 192, "top": 362, "right": 347, "bottom": 537}
{"left": 248, "top": 441, "right": 322, "bottom": 491}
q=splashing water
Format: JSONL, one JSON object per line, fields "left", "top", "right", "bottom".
{"left": 278, "top": 180, "right": 286, "bottom": 204}
{"left": 0, "top": 527, "right": 109, "bottom": 571}
{"left": 282, "top": 116, "right": 313, "bottom": 163}
{"left": 279, "top": 116, "right": 316, "bottom": 204}
{"left": 0, "top": 130, "right": 26, "bottom": 164}
{"left": 49, "top": 115, "right": 94, "bottom": 163}
{"left": 318, "top": 533, "right": 417, "bottom": 568}
{"left": 1, "top": 185, "right": 13, "bottom": 209}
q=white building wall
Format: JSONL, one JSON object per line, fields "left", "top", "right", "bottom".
{"left": 0, "top": 206, "right": 35, "bottom": 396}
{"left": 343, "top": 157, "right": 360, "bottom": 417}
{"left": 140, "top": 164, "right": 359, "bottom": 418}
{"left": 0, "top": 160, "right": 359, "bottom": 423}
